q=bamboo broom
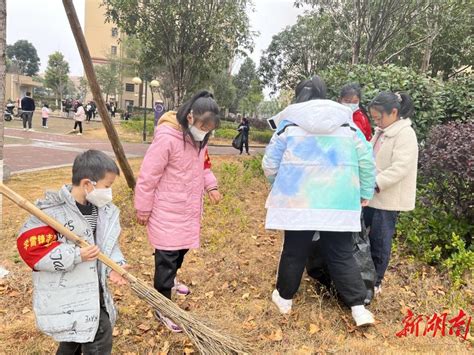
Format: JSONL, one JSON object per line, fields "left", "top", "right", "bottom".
{"left": 0, "top": 184, "right": 249, "bottom": 354}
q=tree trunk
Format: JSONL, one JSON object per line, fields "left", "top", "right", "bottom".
{"left": 420, "top": 2, "right": 439, "bottom": 73}
{"left": 63, "top": 0, "right": 136, "bottom": 189}
{"left": 420, "top": 35, "right": 435, "bottom": 73}
{"left": 352, "top": 37, "right": 360, "bottom": 65}
{"left": 352, "top": 0, "right": 362, "bottom": 65}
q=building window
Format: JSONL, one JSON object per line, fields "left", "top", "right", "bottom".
{"left": 125, "top": 83, "right": 135, "bottom": 92}
{"left": 111, "top": 46, "right": 117, "bottom": 56}
{"left": 111, "top": 27, "right": 118, "bottom": 37}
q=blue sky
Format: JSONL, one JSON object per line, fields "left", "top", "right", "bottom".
{"left": 7, "top": 0, "right": 306, "bottom": 76}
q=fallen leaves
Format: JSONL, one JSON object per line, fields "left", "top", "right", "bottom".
{"left": 158, "top": 341, "right": 170, "bottom": 355}
{"left": 268, "top": 327, "right": 283, "bottom": 342}
{"left": 138, "top": 323, "right": 151, "bottom": 332}
{"left": 363, "top": 332, "right": 377, "bottom": 340}
{"left": 309, "top": 323, "right": 320, "bottom": 335}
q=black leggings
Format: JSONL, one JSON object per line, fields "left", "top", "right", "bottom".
{"left": 240, "top": 135, "right": 249, "bottom": 153}
{"left": 154, "top": 249, "right": 188, "bottom": 299}
{"left": 276, "top": 230, "right": 366, "bottom": 307}
{"left": 74, "top": 121, "right": 83, "bottom": 133}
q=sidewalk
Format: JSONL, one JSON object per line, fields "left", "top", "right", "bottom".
{"left": 4, "top": 126, "right": 264, "bottom": 175}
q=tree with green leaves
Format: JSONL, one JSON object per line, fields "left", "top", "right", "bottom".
{"left": 239, "top": 79, "right": 263, "bottom": 118}
{"left": 259, "top": 12, "right": 348, "bottom": 93}
{"left": 209, "top": 70, "right": 236, "bottom": 116}
{"left": 103, "top": 0, "right": 254, "bottom": 108}
{"left": 233, "top": 57, "right": 259, "bottom": 110}
{"left": 95, "top": 58, "right": 122, "bottom": 102}
{"left": 6, "top": 39, "right": 40, "bottom": 76}
{"left": 78, "top": 76, "right": 89, "bottom": 102}
{"left": 386, "top": 0, "right": 474, "bottom": 78}
{"left": 295, "top": 0, "right": 430, "bottom": 65}
{"left": 44, "top": 51, "right": 70, "bottom": 109}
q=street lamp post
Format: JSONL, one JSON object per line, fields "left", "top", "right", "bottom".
{"left": 150, "top": 79, "right": 160, "bottom": 127}
{"left": 132, "top": 76, "right": 149, "bottom": 143}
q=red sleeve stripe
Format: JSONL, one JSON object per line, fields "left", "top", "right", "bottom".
{"left": 17, "top": 226, "right": 60, "bottom": 269}
{"left": 204, "top": 148, "right": 212, "bottom": 170}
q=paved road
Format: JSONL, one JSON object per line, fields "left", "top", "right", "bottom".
{"left": 4, "top": 127, "right": 264, "bottom": 175}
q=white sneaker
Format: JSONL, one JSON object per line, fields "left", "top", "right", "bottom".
{"left": 77, "top": 133, "right": 82, "bottom": 136}
{"left": 272, "top": 289, "right": 292, "bottom": 314}
{"left": 23, "top": 128, "right": 27, "bottom": 131}
{"left": 28, "top": 128, "right": 35, "bottom": 132}
{"left": 351, "top": 305, "right": 375, "bottom": 326}
{"left": 374, "top": 285, "right": 382, "bottom": 297}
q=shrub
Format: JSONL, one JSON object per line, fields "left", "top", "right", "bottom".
{"left": 249, "top": 130, "right": 273, "bottom": 144}
{"left": 419, "top": 121, "right": 473, "bottom": 220}
{"left": 214, "top": 128, "right": 237, "bottom": 140}
{"left": 122, "top": 119, "right": 154, "bottom": 137}
{"left": 440, "top": 74, "right": 473, "bottom": 124}
{"left": 397, "top": 190, "right": 473, "bottom": 287}
{"left": 320, "top": 64, "right": 473, "bottom": 141}
{"left": 214, "top": 127, "right": 273, "bottom": 144}
{"left": 397, "top": 121, "right": 474, "bottom": 287}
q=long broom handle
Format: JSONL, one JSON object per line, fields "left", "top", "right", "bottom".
{"left": 0, "top": 183, "right": 137, "bottom": 282}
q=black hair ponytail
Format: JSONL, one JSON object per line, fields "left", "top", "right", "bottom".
{"left": 369, "top": 91, "right": 414, "bottom": 119}
{"left": 294, "top": 75, "right": 327, "bottom": 103}
{"left": 176, "top": 90, "right": 220, "bottom": 149}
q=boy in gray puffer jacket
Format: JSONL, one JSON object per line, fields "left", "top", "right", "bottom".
{"left": 17, "top": 150, "right": 128, "bottom": 355}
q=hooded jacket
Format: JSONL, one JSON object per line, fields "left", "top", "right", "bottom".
{"left": 262, "top": 100, "right": 375, "bottom": 232}
{"left": 134, "top": 111, "right": 218, "bottom": 250}
{"left": 17, "top": 185, "right": 125, "bottom": 343}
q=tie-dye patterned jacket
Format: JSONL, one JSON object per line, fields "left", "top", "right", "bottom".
{"left": 262, "top": 100, "right": 375, "bottom": 232}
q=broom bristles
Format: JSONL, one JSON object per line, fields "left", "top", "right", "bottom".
{"left": 129, "top": 277, "right": 250, "bottom": 354}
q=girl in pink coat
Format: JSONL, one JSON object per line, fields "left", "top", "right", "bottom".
{"left": 134, "top": 91, "right": 222, "bottom": 332}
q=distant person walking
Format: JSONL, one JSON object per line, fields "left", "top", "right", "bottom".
{"left": 85, "top": 101, "right": 93, "bottom": 122}
{"left": 73, "top": 102, "right": 86, "bottom": 136}
{"left": 21, "top": 92, "right": 35, "bottom": 131}
{"left": 237, "top": 117, "right": 250, "bottom": 155}
{"left": 41, "top": 103, "right": 50, "bottom": 128}
{"left": 110, "top": 102, "right": 116, "bottom": 118}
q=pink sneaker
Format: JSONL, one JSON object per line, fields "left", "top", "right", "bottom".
{"left": 154, "top": 311, "right": 182, "bottom": 333}
{"left": 172, "top": 278, "right": 190, "bottom": 296}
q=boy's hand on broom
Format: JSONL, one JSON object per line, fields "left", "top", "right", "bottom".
{"left": 80, "top": 245, "right": 101, "bottom": 261}
{"left": 208, "top": 189, "right": 222, "bottom": 205}
{"left": 136, "top": 211, "right": 151, "bottom": 225}
{"left": 109, "top": 265, "right": 130, "bottom": 286}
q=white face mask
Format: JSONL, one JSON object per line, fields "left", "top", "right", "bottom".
{"left": 85, "top": 181, "right": 113, "bottom": 207}
{"left": 189, "top": 117, "right": 209, "bottom": 141}
{"left": 343, "top": 103, "right": 359, "bottom": 113}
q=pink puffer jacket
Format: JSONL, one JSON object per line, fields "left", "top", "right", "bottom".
{"left": 134, "top": 112, "right": 218, "bottom": 250}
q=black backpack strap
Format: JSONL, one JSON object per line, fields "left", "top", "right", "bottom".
{"left": 277, "top": 123, "right": 298, "bottom": 136}
{"left": 341, "top": 123, "right": 357, "bottom": 132}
